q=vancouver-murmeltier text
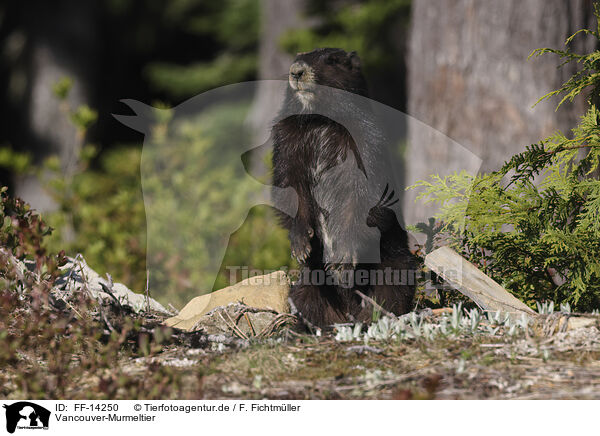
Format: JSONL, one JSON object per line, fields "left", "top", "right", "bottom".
{"left": 54, "top": 414, "right": 155, "bottom": 422}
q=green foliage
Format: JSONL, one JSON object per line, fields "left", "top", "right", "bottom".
{"left": 43, "top": 145, "right": 148, "bottom": 292}
{"left": 0, "top": 187, "right": 196, "bottom": 399}
{"left": 529, "top": 3, "right": 600, "bottom": 109}
{"left": 0, "top": 147, "right": 31, "bottom": 174}
{"left": 144, "top": 0, "right": 260, "bottom": 99}
{"left": 2, "top": 1, "right": 411, "bottom": 310}
{"left": 52, "top": 77, "right": 73, "bottom": 101}
{"left": 184, "top": 0, "right": 259, "bottom": 51}
{"left": 31, "top": 79, "right": 293, "bottom": 309}
{"left": 140, "top": 101, "right": 294, "bottom": 307}
{"left": 280, "top": 0, "right": 410, "bottom": 74}
{"left": 409, "top": 17, "right": 600, "bottom": 311}
{"left": 0, "top": 190, "right": 190, "bottom": 399}
{"left": 147, "top": 54, "right": 256, "bottom": 100}
{"left": 70, "top": 105, "right": 98, "bottom": 132}
{"left": 26, "top": 78, "right": 146, "bottom": 294}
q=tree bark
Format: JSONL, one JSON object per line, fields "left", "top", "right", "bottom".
{"left": 404, "top": 0, "right": 596, "bottom": 226}
{"left": 15, "top": 0, "right": 98, "bottom": 211}
{"left": 247, "top": 0, "right": 307, "bottom": 146}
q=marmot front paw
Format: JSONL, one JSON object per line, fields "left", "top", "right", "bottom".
{"left": 290, "top": 224, "right": 313, "bottom": 263}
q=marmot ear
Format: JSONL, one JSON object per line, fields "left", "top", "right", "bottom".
{"left": 348, "top": 51, "right": 361, "bottom": 70}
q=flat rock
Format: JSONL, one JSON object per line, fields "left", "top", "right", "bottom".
{"left": 164, "top": 271, "right": 291, "bottom": 331}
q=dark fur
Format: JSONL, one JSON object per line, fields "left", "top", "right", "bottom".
{"left": 272, "top": 48, "right": 416, "bottom": 327}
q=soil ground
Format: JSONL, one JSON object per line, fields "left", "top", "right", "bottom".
{"left": 129, "top": 317, "right": 600, "bottom": 400}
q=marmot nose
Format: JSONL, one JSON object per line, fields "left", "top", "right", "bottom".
{"left": 289, "top": 62, "right": 307, "bottom": 80}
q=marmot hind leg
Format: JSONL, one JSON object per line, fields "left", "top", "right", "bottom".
{"left": 290, "top": 282, "right": 349, "bottom": 328}
{"left": 354, "top": 282, "right": 414, "bottom": 322}
{"left": 354, "top": 258, "right": 417, "bottom": 322}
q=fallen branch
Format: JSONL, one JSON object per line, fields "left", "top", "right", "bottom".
{"left": 425, "top": 246, "right": 535, "bottom": 317}
{"left": 425, "top": 246, "right": 599, "bottom": 332}
{"left": 354, "top": 290, "right": 396, "bottom": 319}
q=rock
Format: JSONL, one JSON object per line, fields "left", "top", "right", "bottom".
{"left": 164, "top": 271, "right": 290, "bottom": 331}
{"left": 55, "top": 256, "right": 170, "bottom": 315}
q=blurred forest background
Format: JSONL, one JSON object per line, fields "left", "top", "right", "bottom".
{"left": 0, "top": 0, "right": 595, "bottom": 308}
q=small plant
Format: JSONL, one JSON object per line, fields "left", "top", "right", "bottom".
{"left": 365, "top": 317, "right": 395, "bottom": 341}
{"left": 334, "top": 323, "right": 363, "bottom": 342}
{"left": 559, "top": 302, "right": 572, "bottom": 313}
{"left": 450, "top": 303, "right": 463, "bottom": 332}
{"left": 537, "top": 301, "right": 555, "bottom": 315}
{"left": 487, "top": 310, "right": 509, "bottom": 326}
{"left": 468, "top": 308, "right": 481, "bottom": 334}
{"left": 334, "top": 304, "right": 534, "bottom": 344}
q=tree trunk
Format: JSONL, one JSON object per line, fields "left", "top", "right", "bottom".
{"left": 15, "top": 0, "right": 98, "bottom": 211}
{"left": 404, "top": 0, "right": 596, "bottom": 226}
{"left": 247, "top": 0, "right": 307, "bottom": 147}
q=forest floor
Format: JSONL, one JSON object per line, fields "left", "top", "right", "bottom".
{"left": 127, "top": 311, "right": 600, "bottom": 400}
{"left": 3, "top": 303, "right": 600, "bottom": 399}
{"left": 3, "top": 252, "right": 599, "bottom": 400}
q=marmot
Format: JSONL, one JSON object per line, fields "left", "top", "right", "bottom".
{"left": 271, "top": 48, "right": 416, "bottom": 327}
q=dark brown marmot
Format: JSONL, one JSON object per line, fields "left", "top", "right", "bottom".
{"left": 271, "top": 48, "right": 416, "bottom": 327}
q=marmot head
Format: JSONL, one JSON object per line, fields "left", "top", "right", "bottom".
{"left": 288, "top": 48, "right": 367, "bottom": 110}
